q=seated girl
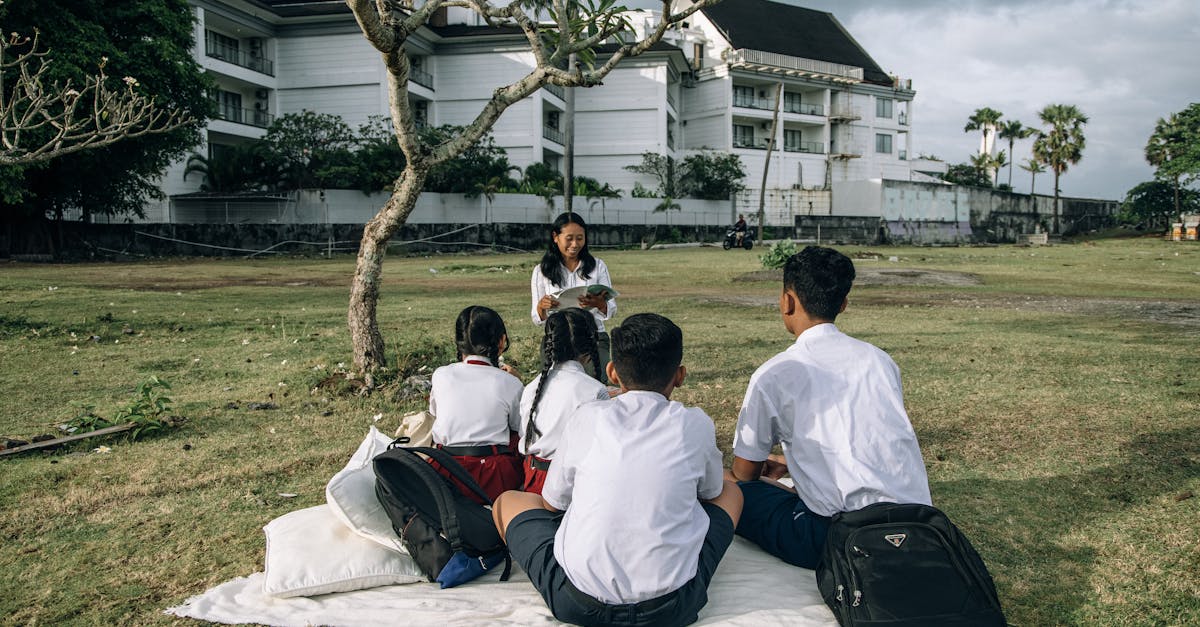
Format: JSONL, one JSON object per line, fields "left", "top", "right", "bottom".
{"left": 428, "top": 305, "right": 525, "bottom": 503}
{"left": 518, "top": 307, "right": 610, "bottom": 495}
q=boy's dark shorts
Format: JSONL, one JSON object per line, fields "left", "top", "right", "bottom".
{"left": 735, "top": 479, "right": 831, "bottom": 570}
{"left": 505, "top": 503, "right": 734, "bottom": 627}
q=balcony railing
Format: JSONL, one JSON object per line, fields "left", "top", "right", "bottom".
{"left": 205, "top": 35, "right": 274, "bottom": 76}
{"left": 214, "top": 105, "right": 273, "bottom": 129}
{"left": 733, "top": 93, "right": 774, "bottom": 110}
{"left": 734, "top": 137, "right": 774, "bottom": 150}
{"left": 726, "top": 48, "right": 864, "bottom": 81}
{"left": 784, "top": 101, "right": 824, "bottom": 116}
{"left": 667, "top": 88, "right": 677, "bottom": 110}
{"left": 542, "top": 83, "right": 565, "bottom": 99}
{"left": 667, "top": 130, "right": 675, "bottom": 151}
{"left": 784, "top": 141, "right": 824, "bottom": 154}
{"left": 543, "top": 125, "right": 564, "bottom": 144}
{"left": 898, "top": 112, "right": 908, "bottom": 126}
{"left": 409, "top": 67, "right": 433, "bottom": 90}
{"left": 899, "top": 149, "right": 908, "bottom": 161}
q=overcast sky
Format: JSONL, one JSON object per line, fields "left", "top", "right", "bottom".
{"left": 649, "top": 0, "right": 1200, "bottom": 199}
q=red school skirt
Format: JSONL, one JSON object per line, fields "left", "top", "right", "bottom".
{"left": 428, "top": 444, "right": 524, "bottom": 505}
{"left": 522, "top": 456, "right": 552, "bottom": 495}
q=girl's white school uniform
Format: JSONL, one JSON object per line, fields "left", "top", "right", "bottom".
{"left": 529, "top": 258, "right": 616, "bottom": 332}
{"left": 429, "top": 355, "right": 524, "bottom": 447}
{"left": 517, "top": 360, "right": 610, "bottom": 458}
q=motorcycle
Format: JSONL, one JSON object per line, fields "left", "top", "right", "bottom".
{"left": 723, "top": 226, "right": 753, "bottom": 250}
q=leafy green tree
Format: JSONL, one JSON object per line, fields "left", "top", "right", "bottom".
{"left": 1120, "top": 180, "right": 1200, "bottom": 231}
{"left": 259, "top": 111, "right": 357, "bottom": 190}
{"left": 421, "top": 125, "right": 518, "bottom": 196}
{"left": 942, "top": 162, "right": 991, "bottom": 188}
{"left": 0, "top": 0, "right": 210, "bottom": 224}
{"left": 1033, "top": 103, "right": 1088, "bottom": 233}
{"left": 182, "top": 145, "right": 270, "bottom": 193}
{"left": 997, "top": 119, "right": 1036, "bottom": 188}
{"left": 624, "top": 152, "right": 678, "bottom": 197}
{"left": 1145, "top": 104, "right": 1200, "bottom": 221}
{"left": 679, "top": 151, "right": 746, "bottom": 200}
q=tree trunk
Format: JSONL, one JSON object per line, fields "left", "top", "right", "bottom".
{"left": 1052, "top": 170, "right": 1061, "bottom": 234}
{"left": 348, "top": 163, "right": 428, "bottom": 381}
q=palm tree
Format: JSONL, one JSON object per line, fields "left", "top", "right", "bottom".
{"left": 1145, "top": 110, "right": 1188, "bottom": 222}
{"left": 964, "top": 107, "right": 1004, "bottom": 157}
{"left": 1033, "top": 104, "right": 1088, "bottom": 234}
{"left": 998, "top": 119, "right": 1036, "bottom": 187}
{"left": 1019, "top": 158, "right": 1045, "bottom": 195}
{"left": 992, "top": 150, "right": 1008, "bottom": 187}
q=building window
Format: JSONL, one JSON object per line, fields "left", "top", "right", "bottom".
{"left": 413, "top": 100, "right": 428, "bottom": 129}
{"left": 875, "top": 133, "right": 893, "bottom": 154}
{"left": 784, "top": 129, "right": 802, "bottom": 151}
{"left": 733, "top": 85, "right": 754, "bottom": 108}
{"left": 692, "top": 43, "right": 704, "bottom": 70}
{"left": 213, "top": 89, "right": 243, "bottom": 124}
{"left": 546, "top": 111, "right": 561, "bottom": 130}
{"left": 733, "top": 124, "right": 754, "bottom": 148}
{"left": 206, "top": 30, "right": 240, "bottom": 63}
{"left": 876, "top": 97, "right": 893, "bottom": 119}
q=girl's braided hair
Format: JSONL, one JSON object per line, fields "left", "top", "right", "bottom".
{"left": 454, "top": 305, "right": 507, "bottom": 366}
{"left": 524, "top": 307, "right": 599, "bottom": 452}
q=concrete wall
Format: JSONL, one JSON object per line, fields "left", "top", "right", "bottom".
{"left": 166, "top": 191, "right": 733, "bottom": 227}
{"left": 1, "top": 222, "right": 734, "bottom": 259}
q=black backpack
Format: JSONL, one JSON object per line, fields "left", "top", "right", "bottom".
{"left": 815, "top": 502, "right": 1005, "bottom": 626}
{"left": 373, "top": 442, "right": 511, "bottom": 584}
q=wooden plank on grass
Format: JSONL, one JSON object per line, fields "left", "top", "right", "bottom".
{"left": 0, "top": 423, "right": 136, "bottom": 458}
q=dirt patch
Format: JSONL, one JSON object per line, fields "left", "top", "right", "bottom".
{"left": 734, "top": 267, "right": 983, "bottom": 287}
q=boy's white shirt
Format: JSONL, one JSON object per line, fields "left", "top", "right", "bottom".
{"left": 542, "top": 390, "right": 723, "bottom": 605}
{"left": 517, "top": 360, "right": 610, "bottom": 458}
{"left": 733, "top": 323, "right": 932, "bottom": 517}
{"left": 428, "top": 356, "right": 524, "bottom": 447}
{"left": 529, "top": 258, "right": 617, "bottom": 332}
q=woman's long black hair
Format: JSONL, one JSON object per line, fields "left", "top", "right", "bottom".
{"left": 454, "top": 305, "right": 507, "bottom": 366}
{"left": 524, "top": 307, "right": 600, "bottom": 452}
{"left": 539, "top": 212, "right": 596, "bottom": 288}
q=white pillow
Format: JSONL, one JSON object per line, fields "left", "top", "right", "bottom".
{"left": 325, "top": 426, "right": 407, "bottom": 553}
{"left": 262, "top": 504, "right": 424, "bottom": 598}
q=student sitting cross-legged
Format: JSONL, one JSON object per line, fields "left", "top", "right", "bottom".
{"left": 727, "top": 245, "right": 932, "bottom": 569}
{"left": 493, "top": 313, "right": 743, "bottom": 627}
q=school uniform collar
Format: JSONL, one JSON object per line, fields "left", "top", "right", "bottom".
{"left": 462, "top": 354, "right": 495, "bottom": 367}
{"left": 559, "top": 261, "right": 585, "bottom": 277}
{"left": 553, "top": 360, "right": 588, "bottom": 375}
{"left": 792, "top": 322, "right": 840, "bottom": 346}
{"left": 618, "top": 389, "right": 669, "bottom": 404}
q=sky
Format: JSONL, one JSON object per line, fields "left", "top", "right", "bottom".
{"left": 644, "top": 0, "right": 1200, "bottom": 200}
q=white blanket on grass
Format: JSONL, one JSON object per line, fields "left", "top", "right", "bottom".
{"left": 166, "top": 536, "right": 837, "bottom": 626}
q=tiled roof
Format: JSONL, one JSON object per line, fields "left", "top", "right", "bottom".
{"left": 700, "top": 0, "right": 892, "bottom": 86}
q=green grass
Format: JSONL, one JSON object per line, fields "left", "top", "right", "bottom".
{"left": 1, "top": 237, "right": 1199, "bottom": 625}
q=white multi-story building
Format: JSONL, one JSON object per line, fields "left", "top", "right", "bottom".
{"left": 155, "top": 0, "right": 940, "bottom": 222}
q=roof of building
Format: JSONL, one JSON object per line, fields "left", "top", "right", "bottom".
{"left": 699, "top": 0, "right": 893, "bottom": 86}
{"left": 256, "top": 0, "right": 349, "bottom": 18}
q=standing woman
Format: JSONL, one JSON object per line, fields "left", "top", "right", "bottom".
{"left": 531, "top": 212, "right": 616, "bottom": 383}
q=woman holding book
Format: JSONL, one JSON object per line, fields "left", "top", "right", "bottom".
{"left": 530, "top": 212, "right": 617, "bottom": 383}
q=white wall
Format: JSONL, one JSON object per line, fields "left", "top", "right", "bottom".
{"left": 831, "top": 180, "right": 883, "bottom": 216}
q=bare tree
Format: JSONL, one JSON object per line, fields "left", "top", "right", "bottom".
{"left": 345, "top": 0, "right": 723, "bottom": 380}
{"left": 0, "top": 31, "right": 191, "bottom": 166}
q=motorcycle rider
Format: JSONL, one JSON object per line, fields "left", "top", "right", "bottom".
{"left": 733, "top": 214, "right": 748, "bottom": 247}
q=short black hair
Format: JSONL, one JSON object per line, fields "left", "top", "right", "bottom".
{"left": 610, "top": 313, "right": 683, "bottom": 391}
{"left": 783, "top": 246, "right": 855, "bottom": 321}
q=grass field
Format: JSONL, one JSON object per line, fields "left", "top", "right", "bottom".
{"left": 1, "top": 236, "right": 1198, "bottom": 625}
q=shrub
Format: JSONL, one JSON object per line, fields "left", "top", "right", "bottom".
{"left": 760, "top": 239, "right": 798, "bottom": 269}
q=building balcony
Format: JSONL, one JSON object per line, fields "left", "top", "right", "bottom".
{"left": 726, "top": 48, "right": 864, "bottom": 82}
{"left": 898, "top": 112, "right": 908, "bottom": 126}
{"left": 543, "top": 125, "right": 565, "bottom": 145}
{"left": 205, "top": 35, "right": 274, "bottom": 76}
{"left": 733, "top": 137, "right": 772, "bottom": 150}
{"left": 667, "top": 88, "right": 677, "bottom": 111}
{"left": 542, "top": 83, "right": 565, "bottom": 99}
{"left": 733, "top": 94, "right": 774, "bottom": 110}
{"left": 214, "top": 105, "right": 274, "bottom": 129}
{"left": 899, "top": 149, "right": 908, "bottom": 161}
{"left": 784, "top": 141, "right": 824, "bottom": 154}
{"left": 784, "top": 101, "right": 824, "bottom": 116}
{"left": 409, "top": 67, "right": 433, "bottom": 90}
{"left": 829, "top": 107, "right": 862, "bottom": 123}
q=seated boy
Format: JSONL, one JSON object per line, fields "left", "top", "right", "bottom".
{"left": 493, "top": 313, "right": 743, "bottom": 627}
{"left": 728, "top": 246, "right": 932, "bottom": 569}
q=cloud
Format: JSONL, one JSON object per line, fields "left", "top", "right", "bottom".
{"left": 826, "top": 0, "right": 1199, "bottom": 198}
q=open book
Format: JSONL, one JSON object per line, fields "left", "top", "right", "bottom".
{"left": 549, "top": 284, "right": 619, "bottom": 312}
